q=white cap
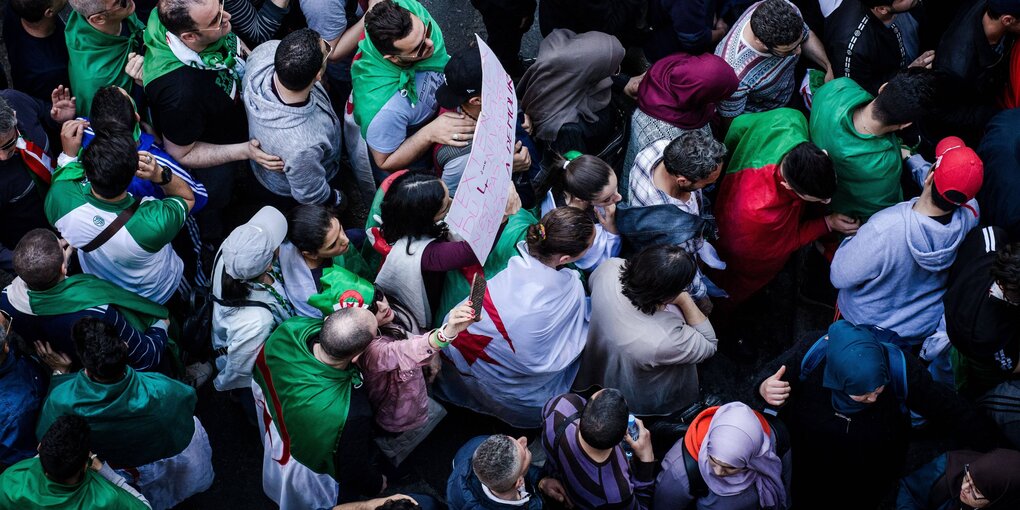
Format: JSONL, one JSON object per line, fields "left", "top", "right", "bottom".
{"left": 220, "top": 206, "right": 288, "bottom": 280}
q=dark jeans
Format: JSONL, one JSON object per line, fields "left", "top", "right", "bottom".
{"left": 190, "top": 161, "right": 243, "bottom": 243}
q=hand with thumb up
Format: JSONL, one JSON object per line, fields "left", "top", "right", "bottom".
{"left": 759, "top": 365, "right": 791, "bottom": 407}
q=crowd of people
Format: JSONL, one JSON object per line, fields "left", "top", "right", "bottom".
{"left": 1, "top": 0, "right": 1020, "bottom": 507}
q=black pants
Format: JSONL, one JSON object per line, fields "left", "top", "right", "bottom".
{"left": 470, "top": 0, "right": 536, "bottom": 77}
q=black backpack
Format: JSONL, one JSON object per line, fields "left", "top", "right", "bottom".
{"left": 180, "top": 282, "right": 273, "bottom": 357}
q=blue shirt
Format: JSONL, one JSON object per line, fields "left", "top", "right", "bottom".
{"left": 0, "top": 352, "right": 46, "bottom": 469}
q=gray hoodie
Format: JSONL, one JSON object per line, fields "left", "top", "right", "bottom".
{"left": 242, "top": 40, "right": 341, "bottom": 204}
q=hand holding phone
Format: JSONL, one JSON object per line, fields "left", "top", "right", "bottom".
{"left": 469, "top": 274, "right": 486, "bottom": 322}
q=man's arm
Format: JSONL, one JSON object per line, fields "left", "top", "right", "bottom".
{"left": 369, "top": 112, "right": 475, "bottom": 172}
{"left": 802, "top": 30, "right": 834, "bottom": 82}
{"left": 138, "top": 151, "right": 196, "bottom": 211}
{"left": 163, "top": 138, "right": 255, "bottom": 169}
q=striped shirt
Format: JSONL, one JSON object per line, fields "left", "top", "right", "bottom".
{"left": 541, "top": 394, "right": 656, "bottom": 510}
{"left": 714, "top": 0, "right": 808, "bottom": 117}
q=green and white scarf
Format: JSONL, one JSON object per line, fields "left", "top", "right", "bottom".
{"left": 142, "top": 13, "right": 245, "bottom": 97}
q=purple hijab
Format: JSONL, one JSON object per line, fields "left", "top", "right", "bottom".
{"left": 637, "top": 52, "right": 739, "bottom": 129}
{"left": 698, "top": 402, "right": 787, "bottom": 509}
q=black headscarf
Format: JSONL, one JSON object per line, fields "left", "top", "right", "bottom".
{"left": 930, "top": 449, "right": 1020, "bottom": 509}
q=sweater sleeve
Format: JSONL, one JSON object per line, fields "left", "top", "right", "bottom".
{"left": 631, "top": 459, "right": 657, "bottom": 510}
{"left": 225, "top": 0, "right": 288, "bottom": 46}
{"left": 284, "top": 146, "right": 332, "bottom": 205}
{"left": 653, "top": 318, "right": 718, "bottom": 366}
{"left": 103, "top": 306, "right": 167, "bottom": 372}
{"left": 362, "top": 333, "right": 437, "bottom": 373}
{"left": 830, "top": 226, "right": 884, "bottom": 289}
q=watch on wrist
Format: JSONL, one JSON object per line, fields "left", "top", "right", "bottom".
{"left": 158, "top": 164, "right": 173, "bottom": 185}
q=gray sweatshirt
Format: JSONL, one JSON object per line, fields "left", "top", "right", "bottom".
{"left": 242, "top": 40, "right": 341, "bottom": 204}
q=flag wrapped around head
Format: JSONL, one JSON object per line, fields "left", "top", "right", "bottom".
{"left": 308, "top": 266, "right": 375, "bottom": 314}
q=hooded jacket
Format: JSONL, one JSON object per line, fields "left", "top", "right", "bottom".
{"left": 831, "top": 198, "right": 979, "bottom": 340}
{"left": 242, "top": 40, "right": 341, "bottom": 205}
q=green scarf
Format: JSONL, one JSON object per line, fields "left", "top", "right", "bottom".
{"left": 433, "top": 208, "right": 538, "bottom": 324}
{"left": 0, "top": 458, "right": 148, "bottom": 509}
{"left": 65, "top": 11, "right": 145, "bottom": 117}
{"left": 142, "top": 13, "right": 243, "bottom": 96}
{"left": 253, "top": 317, "right": 362, "bottom": 479}
{"left": 350, "top": 0, "right": 449, "bottom": 137}
{"left": 28, "top": 274, "right": 167, "bottom": 332}
{"left": 36, "top": 368, "right": 197, "bottom": 468}
{"left": 723, "top": 108, "right": 809, "bottom": 174}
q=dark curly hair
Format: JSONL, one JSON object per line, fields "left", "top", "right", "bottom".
{"left": 579, "top": 388, "right": 629, "bottom": 450}
{"left": 39, "top": 415, "right": 91, "bottom": 481}
{"left": 620, "top": 244, "right": 696, "bottom": 315}
{"left": 73, "top": 317, "right": 128, "bottom": 381}
{"left": 992, "top": 242, "right": 1020, "bottom": 293}
{"left": 749, "top": 0, "right": 804, "bottom": 48}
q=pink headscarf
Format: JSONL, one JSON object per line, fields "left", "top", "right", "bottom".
{"left": 637, "top": 52, "right": 739, "bottom": 130}
{"left": 698, "top": 402, "right": 787, "bottom": 508}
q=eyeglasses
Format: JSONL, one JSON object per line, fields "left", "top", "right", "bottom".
{"left": 90, "top": 0, "right": 128, "bottom": 17}
{"left": 397, "top": 20, "right": 432, "bottom": 61}
{"left": 190, "top": 0, "right": 226, "bottom": 32}
{"left": 0, "top": 129, "right": 20, "bottom": 153}
{"left": 963, "top": 465, "right": 988, "bottom": 502}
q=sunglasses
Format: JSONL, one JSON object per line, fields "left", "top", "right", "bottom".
{"left": 91, "top": 0, "right": 128, "bottom": 17}
{"left": 0, "top": 129, "right": 19, "bottom": 153}
{"left": 398, "top": 20, "right": 432, "bottom": 60}
{"left": 766, "top": 31, "right": 809, "bottom": 57}
{"left": 190, "top": 0, "right": 226, "bottom": 33}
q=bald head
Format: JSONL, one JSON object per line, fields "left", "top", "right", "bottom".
{"left": 319, "top": 307, "right": 376, "bottom": 360}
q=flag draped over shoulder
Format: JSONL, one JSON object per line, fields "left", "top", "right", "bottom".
{"left": 435, "top": 242, "right": 589, "bottom": 428}
{"left": 9, "top": 273, "right": 167, "bottom": 332}
{"left": 65, "top": 11, "right": 144, "bottom": 117}
{"left": 252, "top": 317, "right": 362, "bottom": 480}
{"left": 36, "top": 368, "right": 196, "bottom": 467}
{"left": 142, "top": 13, "right": 245, "bottom": 97}
{"left": 0, "top": 459, "right": 148, "bottom": 509}
{"left": 350, "top": 0, "right": 449, "bottom": 137}
{"left": 723, "top": 108, "right": 809, "bottom": 174}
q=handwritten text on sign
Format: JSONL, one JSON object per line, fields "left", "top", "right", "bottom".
{"left": 445, "top": 36, "right": 517, "bottom": 264}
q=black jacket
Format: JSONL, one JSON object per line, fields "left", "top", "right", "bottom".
{"left": 756, "top": 336, "right": 1000, "bottom": 508}
{"left": 824, "top": 0, "right": 912, "bottom": 95}
{"left": 976, "top": 109, "right": 1020, "bottom": 239}
{"left": 944, "top": 226, "right": 1019, "bottom": 370}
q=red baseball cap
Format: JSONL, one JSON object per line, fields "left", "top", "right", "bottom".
{"left": 932, "top": 136, "right": 983, "bottom": 207}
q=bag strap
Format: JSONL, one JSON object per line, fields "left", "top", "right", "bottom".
{"left": 210, "top": 298, "right": 274, "bottom": 358}
{"left": 682, "top": 439, "right": 709, "bottom": 498}
{"left": 82, "top": 199, "right": 141, "bottom": 253}
{"left": 882, "top": 343, "right": 910, "bottom": 413}
{"left": 553, "top": 412, "right": 581, "bottom": 453}
{"left": 798, "top": 334, "right": 829, "bottom": 382}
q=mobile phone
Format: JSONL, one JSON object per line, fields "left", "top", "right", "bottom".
{"left": 469, "top": 274, "right": 486, "bottom": 321}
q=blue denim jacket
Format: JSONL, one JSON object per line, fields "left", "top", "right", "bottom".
{"left": 0, "top": 351, "right": 47, "bottom": 469}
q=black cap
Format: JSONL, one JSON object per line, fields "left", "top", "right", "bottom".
{"left": 436, "top": 46, "right": 483, "bottom": 110}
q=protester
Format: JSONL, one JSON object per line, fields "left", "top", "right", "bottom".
{"left": 0, "top": 415, "right": 151, "bottom": 509}
{"left": 831, "top": 136, "right": 982, "bottom": 344}
{"left": 519, "top": 29, "right": 626, "bottom": 155}
{"left": 36, "top": 318, "right": 214, "bottom": 509}
{"left": 243, "top": 29, "right": 345, "bottom": 209}
{"left": 4, "top": 0, "right": 70, "bottom": 101}
{"left": 932, "top": 0, "right": 1020, "bottom": 143}
{"left": 46, "top": 131, "right": 195, "bottom": 304}
{"left": 436, "top": 207, "right": 594, "bottom": 428}
{"left": 713, "top": 108, "right": 852, "bottom": 304}
{"left": 0, "top": 91, "right": 58, "bottom": 269}
{"left": 0, "top": 310, "right": 47, "bottom": 471}
{"left": 539, "top": 154, "right": 621, "bottom": 272}
{"left": 352, "top": 0, "right": 462, "bottom": 174}
{"left": 144, "top": 0, "right": 283, "bottom": 241}
{"left": 898, "top": 448, "right": 1020, "bottom": 509}
{"left": 622, "top": 52, "right": 739, "bottom": 184}
{"left": 280, "top": 204, "right": 367, "bottom": 318}
{"left": 65, "top": 0, "right": 145, "bottom": 117}
{"left": 715, "top": 0, "right": 834, "bottom": 119}
{"left": 809, "top": 68, "right": 936, "bottom": 221}
{"left": 943, "top": 226, "right": 1020, "bottom": 396}
{"left": 537, "top": 0, "right": 645, "bottom": 45}
{"left": 756, "top": 321, "right": 999, "bottom": 508}
{"left": 468, "top": 0, "right": 534, "bottom": 77}
{"left": 654, "top": 402, "right": 791, "bottom": 509}
{"left": 823, "top": 0, "right": 929, "bottom": 95}
{"left": 252, "top": 308, "right": 386, "bottom": 508}
{"left": 373, "top": 172, "right": 512, "bottom": 328}
{"left": 626, "top": 129, "right": 725, "bottom": 301}
{"left": 541, "top": 389, "right": 656, "bottom": 509}
{"left": 976, "top": 108, "right": 1020, "bottom": 239}
{"left": 433, "top": 46, "right": 538, "bottom": 207}
{"left": 447, "top": 435, "right": 570, "bottom": 510}
{"left": 1, "top": 229, "right": 171, "bottom": 371}
{"left": 576, "top": 245, "right": 717, "bottom": 415}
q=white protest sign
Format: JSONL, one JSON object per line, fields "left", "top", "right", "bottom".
{"left": 444, "top": 35, "right": 517, "bottom": 265}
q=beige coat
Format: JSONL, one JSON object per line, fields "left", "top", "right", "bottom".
{"left": 574, "top": 258, "right": 717, "bottom": 415}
